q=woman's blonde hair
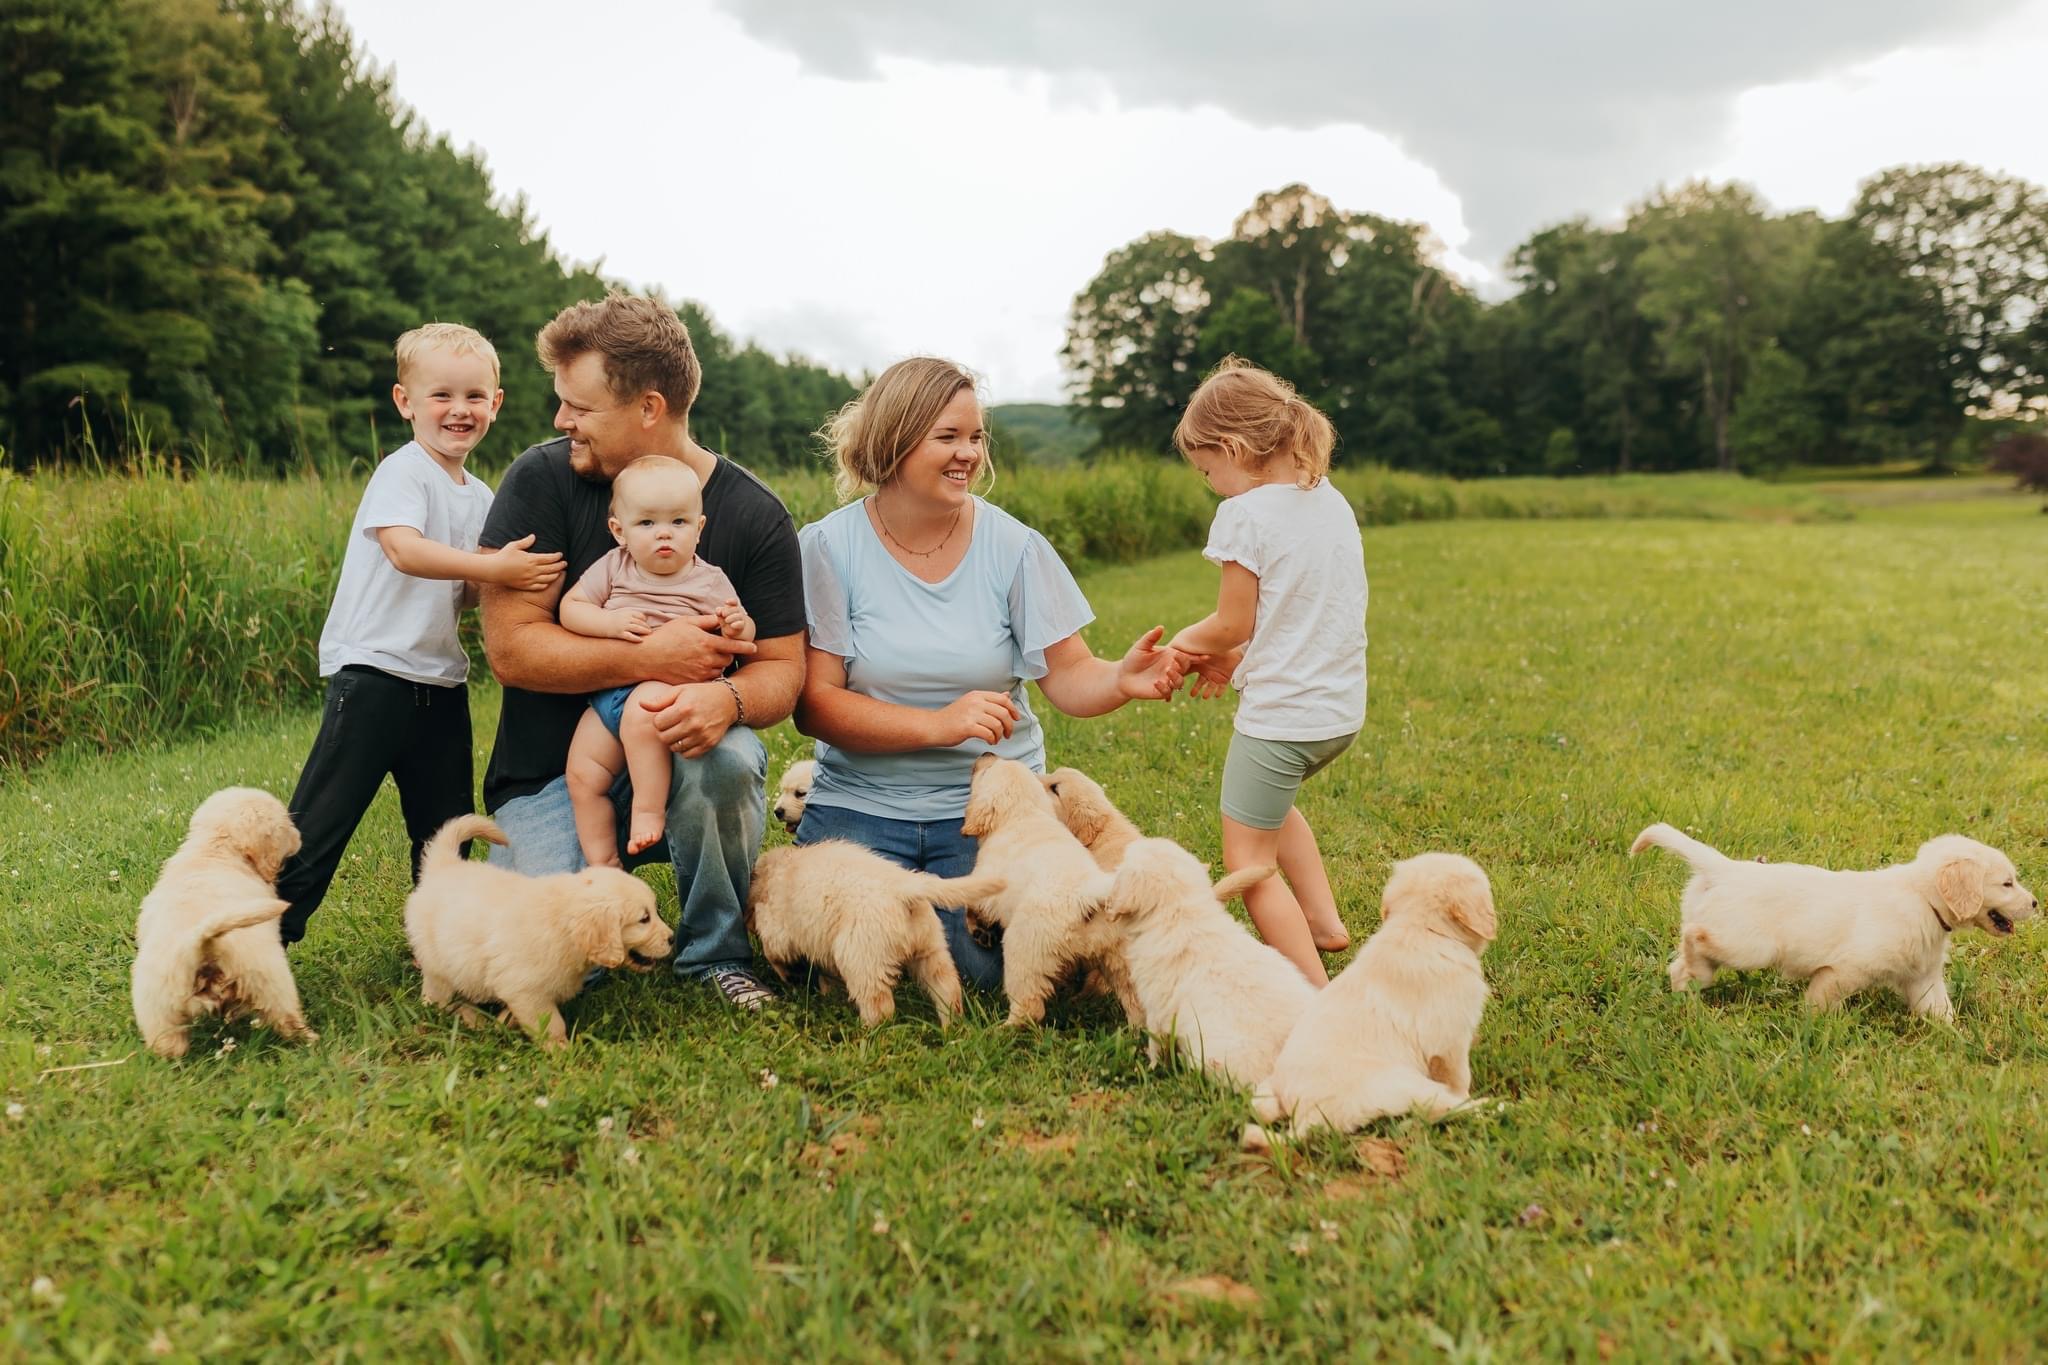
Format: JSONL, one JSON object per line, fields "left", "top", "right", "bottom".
{"left": 822, "top": 357, "right": 994, "bottom": 501}
{"left": 1173, "top": 356, "right": 1335, "bottom": 488}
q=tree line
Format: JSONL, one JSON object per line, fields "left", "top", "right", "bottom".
{"left": 0, "top": 0, "right": 854, "bottom": 470}
{"left": 1065, "top": 174, "right": 2048, "bottom": 475}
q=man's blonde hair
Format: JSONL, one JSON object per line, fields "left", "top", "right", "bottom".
{"left": 394, "top": 322, "right": 500, "bottom": 388}
{"left": 537, "top": 292, "right": 701, "bottom": 417}
{"left": 609, "top": 455, "right": 702, "bottom": 516}
{"left": 822, "top": 356, "right": 992, "bottom": 500}
{"left": 1173, "top": 356, "right": 1334, "bottom": 488}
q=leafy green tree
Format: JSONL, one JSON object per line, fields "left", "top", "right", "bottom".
{"left": 1063, "top": 231, "right": 1209, "bottom": 452}
{"left": 1727, "top": 341, "right": 1822, "bottom": 472}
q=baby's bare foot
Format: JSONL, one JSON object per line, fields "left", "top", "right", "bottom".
{"left": 625, "top": 810, "right": 666, "bottom": 855}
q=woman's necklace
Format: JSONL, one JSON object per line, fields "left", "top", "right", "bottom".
{"left": 873, "top": 494, "right": 962, "bottom": 561}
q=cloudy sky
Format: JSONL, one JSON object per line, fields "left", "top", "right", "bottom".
{"left": 333, "top": 0, "right": 2047, "bottom": 402}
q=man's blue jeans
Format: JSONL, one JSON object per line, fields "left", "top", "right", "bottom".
{"left": 490, "top": 725, "right": 766, "bottom": 979}
{"left": 792, "top": 801, "right": 1005, "bottom": 992}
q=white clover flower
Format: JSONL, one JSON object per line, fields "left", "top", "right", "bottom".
{"left": 5, "top": 1102, "right": 23, "bottom": 1120}
{"left": 149, "top": 1328, "right": 173, "bottom": 1356}
{"left": 1288, "top": 1234, "right": 1312, "bottom": 1258}
{"left": 533, "top": 1096, "right": 550, "bottom": 1109}
{"left": 622, "top": 1146, "right": 641, "bottom": 1166}
{"left": 871, "top": 1216, "right": 890, "bottom": 1236}
{"left": 758, "top": 1069, "right": 779, "bottom": 1090}
{"left": 597, "top": 1116, "right": 615, "bottom": 1136}
{"left": 971, "top": 1111, "right": 986, "bottom": 1130}
{"left": 30, "top": 1276, "right": 61, "bottom": 1305}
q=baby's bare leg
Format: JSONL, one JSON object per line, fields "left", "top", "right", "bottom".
{"left": 618, "top": 682, "right": 678, "bottom": 856}
{"left": 567, "top": 708, "right": 627, "bottom": 868}
{"left": 1224, "top": 815, "right": 1329, "bottom": 986}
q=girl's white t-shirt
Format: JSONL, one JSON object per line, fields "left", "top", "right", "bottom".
{"left": 1203, "top": 479, "right": 1367, "bottom": 741}
{"left": 317, "top": 441, "right": 493, "bottom": 686}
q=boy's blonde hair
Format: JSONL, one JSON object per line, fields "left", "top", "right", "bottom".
{"left": 537, "top": 292, "right": 701, "bottom": 417}
{"left": 822, "top": 357, "right": 994, "bottom": 501}
{"left": 610, "top": 455, "right": 701, "bottom": 516}
{"left": 394, "top": 322, "right": 501, "bottom": 388}
{"left": 1173, "top": 356, "right": 1334, "bottom": 488}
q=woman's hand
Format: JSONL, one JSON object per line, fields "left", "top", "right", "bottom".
{"left": 1115, "top": 625, "right": 1185, "bottom": 701}
{"left": 929, "top": 690, "right": 1021, "bottom": 747}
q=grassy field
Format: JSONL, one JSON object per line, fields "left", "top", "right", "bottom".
{"left": 3, "top": 492, "right": 2045, "bottom": 1360}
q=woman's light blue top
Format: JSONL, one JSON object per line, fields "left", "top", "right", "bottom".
{"left": 799, "top": 497, "right": 1093, "bottom": 822}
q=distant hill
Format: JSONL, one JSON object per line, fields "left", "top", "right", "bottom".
{"left": 991, "top": 403, "right": 1095, "bottom": 464}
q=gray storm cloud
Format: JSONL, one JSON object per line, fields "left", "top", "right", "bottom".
{"left": 712, "top": 0, "right": 2020, "bottom": 264}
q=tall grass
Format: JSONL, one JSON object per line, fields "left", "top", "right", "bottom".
{"left": 1, "top": 456, "right": 1856, "bottom": 771}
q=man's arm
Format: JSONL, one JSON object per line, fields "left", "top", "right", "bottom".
{"left": 641, "top": 630, "right": 805, "bottom": 758}
{"left": 481, "top": 579, "right": 756, "bottom": 694}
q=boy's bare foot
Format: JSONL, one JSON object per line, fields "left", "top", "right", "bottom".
{"left": 625, "top": 810, "right": 666, "bottom": 855}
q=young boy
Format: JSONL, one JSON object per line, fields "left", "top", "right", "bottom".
{"left": 276, "top": 323, "right": 566, "bottom": 945}
{"left": 559, "top": 455, "right": 754, "bottom": 867}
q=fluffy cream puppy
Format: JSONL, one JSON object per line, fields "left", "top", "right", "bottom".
{"left": 1042, "top": 766, "right": 1144, "bottom": 871}
{"left": 960, "top": 754, "right": 1122, "bottom": 1026}
{"left": 747, "top": 841, "right": 1005, "bottom": 1026}
{"left": 1243, "top": 853, "right": 1496, "bottom": 1151}
{"left": 132, "top": 787, "right": 314, "bottom": 1058}
{"left": 1106, "top": 836, "right": 1305, "bottom": 1087}
{"left": 404, "top": 815, "right": 674, "bottom": 1049}
{"left": 772, "top": 758, "right": 817, "bottom": 836}
{"left": 1633, "top": 822, "right": 2038, "bottom": 1022}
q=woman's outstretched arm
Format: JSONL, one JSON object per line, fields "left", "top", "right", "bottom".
{"left": 1034, "top": 626, "right": 1184, "bottom": 719}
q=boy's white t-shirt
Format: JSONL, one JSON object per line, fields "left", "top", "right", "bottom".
{"left": 1202, "top": 479, "right": 1367, "bottom": 741}
{"left": 317, "top": 441, "right": 493, "bottom": 686}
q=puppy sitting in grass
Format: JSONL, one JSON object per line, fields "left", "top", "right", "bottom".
{"left": 747, "top": 842, "right": 1005, "bottom": 1026}
{"left": 1106, "top": 836, "right": 1303, "bottom": 1087}
{"left": 1244, "top": 853, "right": 1496, "bottom": 1152}
{"left": 404, "top": 815, "right": 673, "bottom": 1049}
{"left": 1633, "top": 823, "right": 2038, "bottom": 1023}
{"left": 960, "top": 754, "right": 1121, "bottom": 1026}
{"left": 772, "top": 758, "right": 816, "bottom": 836}
{"left": 132, "top": 787, "right": 316, "bottom": 1059}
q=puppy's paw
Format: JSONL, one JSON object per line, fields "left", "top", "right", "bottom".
{"left": 1240, "top": 1122, "right": 1274, "bottom": 1154}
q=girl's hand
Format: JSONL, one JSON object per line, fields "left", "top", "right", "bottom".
{"left": 608, "top": 608, "right": 655, "bottom": 641}
{"left": 929, "top": 690, "right": 1021, "bottom": 747}
{"left": 1180, "top": 645, "right": 1244, "bottom": 700}
{"left": 1116, "top": 625, "right": 1185, "bottom": 701}
{"left": 488, "top": 534, "right": 566, "bottom": 592}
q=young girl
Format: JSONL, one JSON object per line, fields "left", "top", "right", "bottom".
{"left": 559, "top": 455, "right": 754, "bottom": 868}
{"left": 1168, "top": 358, "right": 1366, "bottom": 987}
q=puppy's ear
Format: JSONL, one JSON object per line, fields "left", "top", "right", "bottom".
{"left": 1934, "top": 860, "right": 1982, "bottom": 928}
{"left": 960, "top": 784, "right": 993, "bottom": 838}
{"left": 1065, "top": 800, "right": 1109, "bottom": 846}
{"left": 1448, "top": 888, "right": 1498, "bottom": 943}
{"left": 572, "top": 887, "right": 628, "bottom": 968}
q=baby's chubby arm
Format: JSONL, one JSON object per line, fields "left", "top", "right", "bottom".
{"left": 558, "top": 583, "right": 657, "bottom": 642}
{"left": 377, "top": 527, "right": 565, "bottom": 594}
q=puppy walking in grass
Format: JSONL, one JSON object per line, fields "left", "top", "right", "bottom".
{"left": 1633, "top": 823, "right": 2038, "bottom": 1022}
{"left": 405, "top": 815, "right": 673, "bottom": 1049}
{"left": 747, "top": 841, "right": 1004, "bottom": 1026}
{"left": 1244, "top": 854, "right": 1496, "bottom": 1152}
{"left": 133, "top": 788, "right": 316, "bottom": 1058}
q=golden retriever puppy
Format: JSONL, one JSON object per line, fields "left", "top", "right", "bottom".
{"left": 404, "top": 815, "right": 674, "bottom": 1049}
{"left": 1042, "top": 767, "right": 1144, "bottom": 871}
{"left": 960, "top": 754, "right": 1122, "bottom": 1026}
{"left": 132, "top": 787, "right": 314, "bottom": 1059}
{"left": 772, "top": 758, "right": 817, "bottom": 836}
{"left": 1106, "top": 836, "right": 1305, "bottom": 1087}
{"left": 1243, "top": 853, "right": 1496, "bottom": 1152}
{"left": 1633, "top": 823, "right": 2039, "bottom": 1022}
{"left": 747, "top": 841, "right": 1005, "bottom": 1026}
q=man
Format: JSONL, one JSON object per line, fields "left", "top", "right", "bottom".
{"left": 477, "top": 293, "right": 804, "bottom": 1009}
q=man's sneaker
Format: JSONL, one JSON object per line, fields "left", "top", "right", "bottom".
{"left": 705, "top": 966, "right": 778, "bottom": 1011}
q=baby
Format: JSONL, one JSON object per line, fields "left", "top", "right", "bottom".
{"left": 561, "top": 455, "right": 755, "bottom": 867}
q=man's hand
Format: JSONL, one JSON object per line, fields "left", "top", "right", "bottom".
{"left": 640, "top": 613, "right": 758, "bottom": 685}
{"left": 483, "top": 534, "right": 566, "bottom": 592}
{"left": 1115, "top": 625, "right": 1185, "bottom": 701}
{"left": 717, "top": 599, "right": 756, "bottom": 643}
{"left": 929, "top": 690, "right": 1021, "bottom": 747}
{"left": 641, "top": 681, "right": 740, "bottom": 758}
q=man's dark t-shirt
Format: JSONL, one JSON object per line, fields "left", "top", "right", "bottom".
{"left": 478, "top": 438, "right": 806, "bottom": 812}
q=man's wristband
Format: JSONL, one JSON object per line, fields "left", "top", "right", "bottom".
{"left": 716, "top": 675, "right": 747, "bottom": 728}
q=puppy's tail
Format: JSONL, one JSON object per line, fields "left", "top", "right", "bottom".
{"left": 421, "top": 815, "right": 507, "bottom": 875}
{"left": 1214, "top": 865, "right": 1277, "bottom": 904}
{"left": 1629, "top": 823, "right": 1730, "bottom": 870}
{"left": 911, "top": 870, "right": 1008, "bottom": 913}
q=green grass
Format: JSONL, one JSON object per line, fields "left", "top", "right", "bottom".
{"left": 4, "top": 497, "right": 2047, "bottom": 1360}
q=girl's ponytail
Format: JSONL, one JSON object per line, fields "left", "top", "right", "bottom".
{"left": 1282, "top": 394, "right": 1335, "bottom": 488}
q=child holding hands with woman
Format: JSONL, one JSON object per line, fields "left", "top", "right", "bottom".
{"left": 1169, "top": 358, "right": 1367, "bottom": 986}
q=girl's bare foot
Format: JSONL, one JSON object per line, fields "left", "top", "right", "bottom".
{"left": 1308, "top": 917, "right": 1351, "bottom": 954}
{"left": 625, "top": 809, "right": 665, "bottom": 855}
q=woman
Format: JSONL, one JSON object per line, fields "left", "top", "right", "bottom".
{"left": 793, "top": 357, "right": 1183, "bottom": 989}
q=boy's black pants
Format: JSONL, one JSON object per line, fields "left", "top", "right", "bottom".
{"left": 276, "top": 665, "right": 473, "bottom": 945}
